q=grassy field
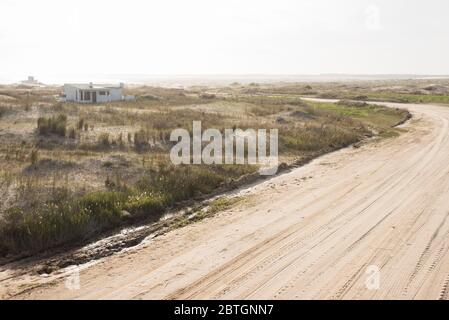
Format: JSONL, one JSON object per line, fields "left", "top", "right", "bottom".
{"left": 0, "top": 83, "right": 410, "bottom": 257}
{"left": 316, "top": 92, "right": 449, "bottom": 104}
{"left": 240, "top": 79, "right": 449, "bottom": 105}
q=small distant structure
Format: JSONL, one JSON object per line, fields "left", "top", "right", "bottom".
{"left": 20, "top": 76, "right": 42, "bottom": 86}
{"left": 62, "top": 83, "right": 134, "bottom": 103}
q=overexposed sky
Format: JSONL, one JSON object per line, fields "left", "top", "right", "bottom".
{"left": 1, "top": 0, "right": 449, "bottom": 82}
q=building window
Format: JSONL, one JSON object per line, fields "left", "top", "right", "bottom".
{"left": 99, "top": 91, "right": 106, "bottom": 96}
{"left": 84, "top": 91, "right": 91, "bottom": 101}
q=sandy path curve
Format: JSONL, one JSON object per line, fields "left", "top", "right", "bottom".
{"left": 3, "top": 101, "right": 449, "bottom": 300}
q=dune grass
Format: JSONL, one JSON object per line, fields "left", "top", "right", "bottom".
{"left": 0, "top": 161, "right": 257, "bottom": 255}
{"left": 0, "top": 85, "right": 411, "bottom": 257}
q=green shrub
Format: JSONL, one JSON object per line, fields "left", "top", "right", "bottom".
{"left": 0, "top": 191, "right": 129, "bottom": 254}
{"left": 97, "top": 133, "right": 110, "bottom": 148}
{"left": 77, "top": 118, "right": 85, "bottom": 130}
{"left": 30, "top": 149, "right": 39, "bottom": 166}
{"left": 0, "top": 106, "right": 9, "bottom": 118}
{"left": 102, "top": 161, "right": 113, "bottom": 168}
{"left": 200, "top": 93, "right": 216, "bottom": 99}
{"left": 37, "top": 114, "right": 67, "bottom": 136}
{"left": 124, "top": 193, "right": 167, "bottom": 218}
{"left": 78, "top": 191, "right": 126, "bottom": 227}
{"left": 134, "top": 129, "right": 150, "bottom": 151}
{"left": 68, "top": 127, "right": 77, "bottom": 139}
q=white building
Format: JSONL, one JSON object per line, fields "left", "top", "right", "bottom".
{"left": 20, "top": 76, "right": 43, "bottom": 86}
{"left": 22, "top": 76, "right": 38, "bottom": 84}
{"left": 63, "top": 83, "right": 125, "bottom": 103}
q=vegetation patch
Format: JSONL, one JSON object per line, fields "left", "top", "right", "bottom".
{"left": 37, "top": 114, "right": 67, "bottom": 137}
{"left": 0, "top": 84, "right": 412, "bottom": 258}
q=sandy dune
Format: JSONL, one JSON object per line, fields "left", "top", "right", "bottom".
{"left": 4, "top": 101, "right": 449, "bottom": 300}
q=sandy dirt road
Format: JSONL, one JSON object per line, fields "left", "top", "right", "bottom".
{"left": 3, "top": 101, "right": 449, "bottom": 300}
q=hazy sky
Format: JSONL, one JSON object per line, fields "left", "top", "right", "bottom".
{"left": 1, "top": 0, "right": 449, "bottom": 82}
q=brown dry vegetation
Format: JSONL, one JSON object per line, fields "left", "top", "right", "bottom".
{"left": 0, "top": 83, "right": 410, "bottom": 257}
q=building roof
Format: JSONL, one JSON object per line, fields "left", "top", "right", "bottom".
{"left": 64, "top": 83, "right": 123, "bottom": 90}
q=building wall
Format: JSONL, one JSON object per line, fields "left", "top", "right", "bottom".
{"left": 108, "top": 88, "right": 122, "bottom": 101}
{"left": 64, "top": 85, "right": 79, "bottom": 102}
{"left": 96, "top": 92, "right": 110, "bottom": 103}
{"left": 63, "top": 85, "right": 123, "bottom": 103}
